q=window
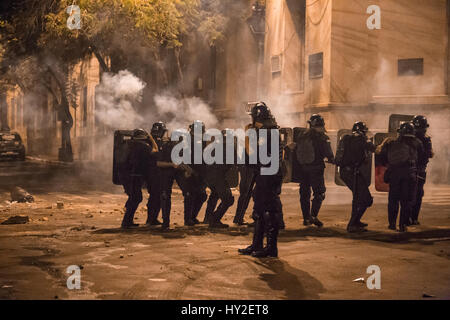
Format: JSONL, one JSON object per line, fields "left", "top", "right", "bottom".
{"left": 271, "top": 55, "right": 282, "bottom": 74}
{"left": 309, "top": 52, "right": 323, "bottom": 79}
{"left": 398, "top": 58, "right": 423, "bottom": 76}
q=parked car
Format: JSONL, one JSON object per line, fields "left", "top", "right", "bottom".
{"left": 0, "top": 131, "right": 25, "bottom": 161}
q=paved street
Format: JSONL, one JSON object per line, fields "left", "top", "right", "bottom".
{"left": 0, "top": 166, "right": 449, "bottom": 300}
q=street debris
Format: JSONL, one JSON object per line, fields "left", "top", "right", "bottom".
{"left": 56, "top": 201, "right": 64, "bottom": 209}
{"left": 10, "top": 187, "right": 34, "bottom": 203}
{"left": 353, "top": 278, "right": 365, "bottom": 283}
{"left": 39, "top": 217, "right": 49, "bottom": 222}
{"left": 1, "top": 215, "right": 30, "bottom": 225}
{"left": 422, "top": 293, "right": 436, "bottom": 298}
{"left": 148, "top": 279, "right": 167, "bottom": 282}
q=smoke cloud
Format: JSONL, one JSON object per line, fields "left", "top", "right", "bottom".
{"left": 95, "top": 70, "right": 146, "bottom": 130}
{"left": 153, "top": 94, "right": 219, "bottom": 131}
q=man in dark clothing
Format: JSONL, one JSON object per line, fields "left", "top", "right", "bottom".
{"left": 336, "top": 122, "right": 376, "bottom": 233}
{"left": 146, "top": 122, "right": 176, "bottom": 228}
{"left": 377, "top": 122, "right": 424, "bottom": 232}
{"left": 120, "top": 129, "right": 159, "bottom": 228}
{"left": 238, "top": 102, "right": 283, "bottom": 258}
{"left": 205, "top": 168, "right": 235, "bottom": 228}
{"left": 203, "top": 130, "right": 235, "bottom": 228}
{"left": 410, "top": 115, "right": 433, "bottom": 225}
{"left": 179, "top": 121, "right": 208, "bottom": 226}
{"left": 294, "top": 114, "right": 335, "bottom": 227}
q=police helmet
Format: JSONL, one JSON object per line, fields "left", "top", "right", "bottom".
{"left": 412, "top": 115, "right": 429, "bottom": 130}
{"left": 250, "top": 102, "right": 273, "bottom": 123}
{"left": 151, "top": 121, "right": 167, "bottom": 139}
{"left": 308, "top": 114, "right": 325, "bottom": 128}
{"left": 352, "top": 121, "right": 369, "bottom": 135}
{"left": 397, "top": 122, "right": 416, "bottom": 137}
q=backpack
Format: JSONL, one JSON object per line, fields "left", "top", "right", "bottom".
{"left": 296, "top": 132, "right": 315, "bottom": 165}
{"left": 339, "top": 135, "right": 366, "bottom": 167}
{"left": 387, "top": 140, "right": 412, "bottom": 166}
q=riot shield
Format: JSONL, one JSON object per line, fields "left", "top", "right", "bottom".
{"left": 291, "top": 127, "right": 307, "bottom": 183}
{"left": 113, "top": 130, "right": 134, "bottom": 185}
{"left": 374, "top": 132, "right": 396, "bottom": 192}
{"left": 280, "top": 127, "right": 293, "bottom": 183}
{"left": 334, "top": 129, "right": 373, "bottom": 187}
{"left": 388, "top": 114, "right": 414, "bottom": 133}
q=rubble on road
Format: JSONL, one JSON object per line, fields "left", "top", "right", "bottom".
{"left": 1, "top": 215, "right": 30, "bottom": 225}
{"left": 56, "top": 201, "right": 64, "bottom": 209}
{"left": 10, "top": 187, "right": 34, "bottom": 203}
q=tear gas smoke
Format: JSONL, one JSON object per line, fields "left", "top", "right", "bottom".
{"left": 153, "top": 94, "right": 219, "bottom": 131}
{"left": 95, "top": 70, "right": 146, "bottom": 130}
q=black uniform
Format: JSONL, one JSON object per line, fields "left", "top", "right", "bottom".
{"left": 378, "top": 136, "right": 424, "bottom": 230}
{"left": 233, "top": 164, "right": 258, "bottom": 224}
{"left": 153, "top": 138, "right": 186, "bottom": 228}
{"left": 411, "top": 133, "right": 433, "bottom": 223}
{"left": 204, "top": 165, "right": 234, "bottom": 227}
{"left": 120, "top": 139, "right": 157, "bottom": 227}
{"left": 248, "top": 126, "right": 283, "bottom": 256}
{"left": 293, "top": 128, "right": 335, "bottom": 225}
{"left": 145, "top": 138, "right": 164, "bottom": 224}
{"left": 336, "top": 133, "right": 375, "bottom": 230}
{"left": 178, "top": 136, "right": 208, "bottom": 225}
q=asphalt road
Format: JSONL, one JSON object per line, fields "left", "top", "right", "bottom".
{"left": 0, "top": 177, "right": 449, "bottom": 300}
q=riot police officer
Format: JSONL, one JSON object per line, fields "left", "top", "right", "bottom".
{"left": 145, "top": 122, "right": 167, "bottom": 226}
{"left": 120, "top": 129, "right": 158, "bottom": 228}
{"left": 177, "top": 121, "right": 208, "bottom": 226}
{"left": 411, "top": 115, "right": 433, "bottom": 225}
{"left": 336, "top": 122, "right": 376, "bottom": 233}
{"left": 377, "top": 122, "right": 424, "bottom": 232}
{"left": 203, "top": 130, "right": 235, "bottom": 228}
{"left": 295, "top": 114, "right": 335, "bottom": 227}
{"left": 238, "top": 102, "right": 283, "bottom": 258}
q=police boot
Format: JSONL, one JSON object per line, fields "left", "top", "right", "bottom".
{"left": 183, "top": 194, "right": 195, "bottom": 226}
{"left": 252, "top": 214, "right": 278, "bottom": 258}
{"left": 203, "top": 212, "right": 211, "bottom": 224}
{"left": 238, "top": 215, "right": 264, "bottom": 255}
{"left": 209, "top": 220, "right": 229, "bottom": 229}
{"left": 121, "top": 206, "right": 139, "bottom": 229}
{"left": 311, "top": 216, "right": 323, "bottom": 227}
{"left": 310, "top": 207, "right": 323, "bottom": 227}
{"left": 347, "top": 207, "right": 366, "bottom": 231}
{"left": 355, "top": 206, "right": 368, "bottom": 227}
{"left": 347, "top": 225, "right": 367, "bottom": 233}
{"left": 146, "top": 218, "right": 162, "bottom": 226}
